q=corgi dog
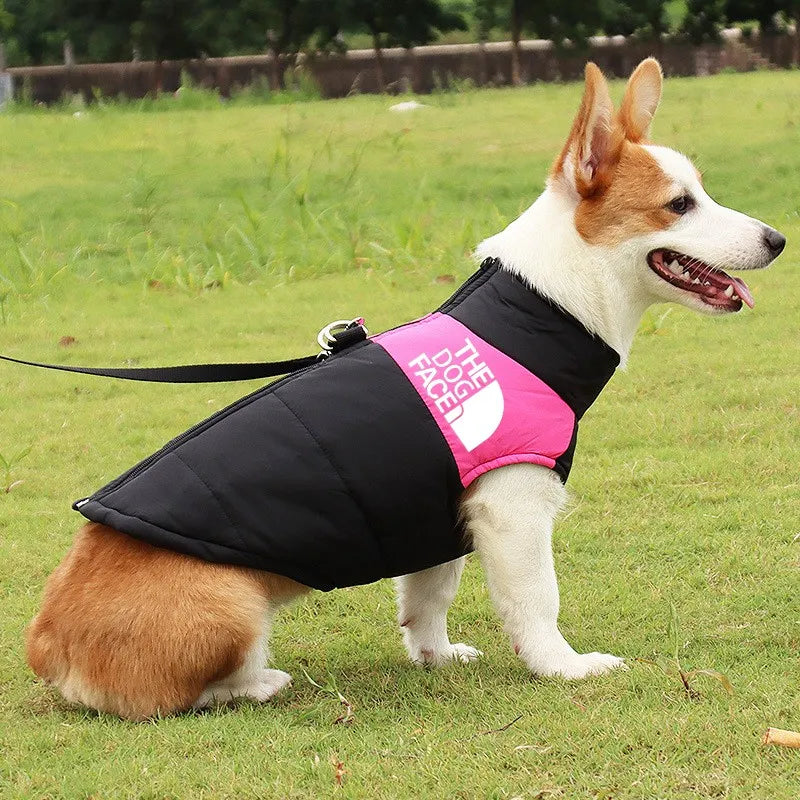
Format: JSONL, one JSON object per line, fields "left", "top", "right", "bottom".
{"left": 26, "top": 59, "right": 785, "bottom": 720}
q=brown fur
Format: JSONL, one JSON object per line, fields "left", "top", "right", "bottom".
{"left": 574, "top": 142, "right": 675, "bottom": 246}
{"left": 551, "top": 62, "right": 623, "bottom": 198}
{"left": 550, "top": 57, "right": 672, "bottom": 246}
{"left": 26, "top": 523, "right": 307, "bottom": 720}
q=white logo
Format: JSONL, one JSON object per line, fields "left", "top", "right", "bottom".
{"left": 408, "top": 337, "right": 504, "bottom": 452}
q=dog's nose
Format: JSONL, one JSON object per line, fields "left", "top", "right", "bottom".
{"left": 763, "top": 227, "right": 786, "bottom": 257}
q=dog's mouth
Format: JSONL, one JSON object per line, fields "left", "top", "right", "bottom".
{"left": 647, "top": 249, "right": 754, "bottom": 311}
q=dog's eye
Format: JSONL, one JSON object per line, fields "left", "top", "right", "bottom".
{"left": 667, "top": 195, "right": 694, "bottom": 214}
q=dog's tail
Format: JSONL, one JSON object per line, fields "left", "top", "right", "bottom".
{"left": 25, "top": 611, "right": 67, "bottom": 686}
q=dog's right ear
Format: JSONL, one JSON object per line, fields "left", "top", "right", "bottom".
{"left": 551, "top": 62, "right": 618, "bottom": 198}
{"left": 618, "top": 58, "right": 663, "bottom": 142}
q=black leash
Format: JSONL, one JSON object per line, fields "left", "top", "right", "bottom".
{"left": 0, "top": 352, "right": 320, "bottom": 383}
{"left": 0, "top": 319, "right": 367, "bottom": 384}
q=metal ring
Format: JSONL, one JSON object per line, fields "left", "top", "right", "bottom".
{"left": 316, "top": 318, "right": 367, "bottom": 353}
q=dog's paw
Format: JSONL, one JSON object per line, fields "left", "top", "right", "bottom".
{"left": 536, "top": 652, "right": 626, "bottom": 680}
{"left": 411, "top": 642, "right": 483, "bottom": 667}
{"left": 246, "top": 668, "right": 293, "bottom": 701}
{"left": 194, "top": 668, "right": 293, "bottom": 709}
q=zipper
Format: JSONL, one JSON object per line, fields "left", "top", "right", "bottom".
{"left": 364, "top": 261, "right": 496, "bottom": 345}
{"left": 437, "top": 258, "right": 498, "bottom": 314}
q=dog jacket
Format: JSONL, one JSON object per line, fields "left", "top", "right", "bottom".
{"left": 74, "top": 259, "right": 620, "bottom": 590}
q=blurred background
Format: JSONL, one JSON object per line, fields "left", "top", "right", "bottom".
{"left": 0, "top": 0, "right": 798, "bottom": 103}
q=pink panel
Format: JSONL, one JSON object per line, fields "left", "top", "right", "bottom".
{"left": 374, "top": 313, "right": 575, "bottom": 487}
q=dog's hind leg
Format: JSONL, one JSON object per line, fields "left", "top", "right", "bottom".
{"left": 395, "top": 558, "right": 482, "bottom": 666}
{"left": 466, "top": 463, "right": 625, "bottom": 680}
{"left": 26, "top": 523, "right": 307, "bottom": 719}
{"left": 193, "top": 623, "right": 292, "bottom": 709}
{"left": 191, "top": 570, "right": 306, "bottom": 710}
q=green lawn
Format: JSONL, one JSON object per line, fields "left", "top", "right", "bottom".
{"left": 1, "top": 71, "right": 799, "bottom": 798}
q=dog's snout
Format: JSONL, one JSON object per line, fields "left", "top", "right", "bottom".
{"left": 763, "top": 226, "right": 786, "bottom": 257}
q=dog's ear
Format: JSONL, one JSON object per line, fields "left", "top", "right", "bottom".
{"left": 618, "top": 58, "right": 663, "bottom": 143}
{"left": 551, "top": 62, "right": 617, "bottom": 198}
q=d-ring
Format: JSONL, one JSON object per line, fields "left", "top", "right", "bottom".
{"left": 317, "top": 318, "right": 367, "bottom": 355}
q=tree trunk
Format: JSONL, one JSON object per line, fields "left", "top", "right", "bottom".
{"left": 478, "top": 39, "right": 488, "bottom": 86}
{"left": 510, "top": 0, "right": 522, "bottom": 87}
{"left": 794, "top": 12, "right": 800, "bottom": 67}
{"left": 64, "top": 39, "right": 76, "bottom": 99}
{"left": 269, "top": 47, "right": 286, "bottom": 91}
{"left": 372, "top": 33, "right": 386, "bottom": 93}
{"left": 153, "top": 59, "right": 164, "bottom": 96}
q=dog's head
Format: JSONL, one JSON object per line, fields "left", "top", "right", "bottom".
{"left": 550, "top": 59, "right": 785, "bottom": 314}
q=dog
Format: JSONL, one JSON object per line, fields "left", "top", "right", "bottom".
{"left": 26, "top": 59, "right": 785, "bottom": 720}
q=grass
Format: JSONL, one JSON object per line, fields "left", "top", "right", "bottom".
{"left": 1, "top": 71, "right": 799, "bottom": 798}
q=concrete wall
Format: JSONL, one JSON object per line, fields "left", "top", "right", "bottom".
{"left": 1, "top": 31, "right": 791, "bottom": 105}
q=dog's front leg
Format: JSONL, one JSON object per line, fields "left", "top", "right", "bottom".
{"left": 466, "top": 464, "right": 625, "bottom": 679}
{"left": 395, "top": 558, "right": 482, "bottom": 666}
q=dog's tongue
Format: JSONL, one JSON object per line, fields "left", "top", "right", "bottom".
{"left": 732, "top": 276, "right": 754, "bottom": 309}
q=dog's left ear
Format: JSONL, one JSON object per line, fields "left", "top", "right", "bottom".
{"left": 551, "top": 62, "right": 616, "bottom": 198}
{"left": 618, "top": 58, "right": 663, "bottom": 143}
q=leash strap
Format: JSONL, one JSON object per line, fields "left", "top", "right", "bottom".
{"left": 0, "top": 319, "right": 367, "bottom": 384}
{"left": 0, "top": 352, "right": 320, "bottom": 383}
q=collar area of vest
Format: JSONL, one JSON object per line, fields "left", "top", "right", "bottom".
{"left": 442, "top": 257, "right": 621, "bottom": 420}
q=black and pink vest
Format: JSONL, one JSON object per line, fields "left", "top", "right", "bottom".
{"left": 74, "top": 259, "right": 620, "bottom": 590}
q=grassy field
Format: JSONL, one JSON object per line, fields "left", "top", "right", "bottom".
{"left": 1, "top": 71, "right": 799, "bottom": 798}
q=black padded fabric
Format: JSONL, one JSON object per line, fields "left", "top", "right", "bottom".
{"left": 75, "top": 260, "right": 619, "bottom": 590}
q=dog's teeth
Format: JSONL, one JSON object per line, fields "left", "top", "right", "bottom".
{"left": 668, "top": 260, "right": 682, "bottom": 275}
{"left": 682, "top": 271, "right": 691, "bottom": 280}
{"left": 724, "top": 285, "right": 734, "bottom": 298}
{"left": 692, "top": 278, "right": 700, "bottom": 285}
{"left": 703, "top": 281, "right": 711, "bottom": 286}
{"left": 732, "top": 293, "right": 739, "bottom": 301}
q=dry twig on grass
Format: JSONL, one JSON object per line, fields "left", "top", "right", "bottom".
{"left": 762, "top": 728, "right": 800, "bottom": 749}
